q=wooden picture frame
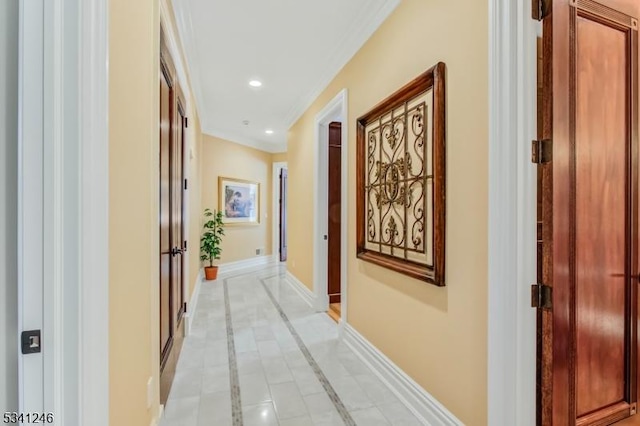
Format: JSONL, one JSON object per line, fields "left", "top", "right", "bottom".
{"left": 218, "top": 176, "right": 260, "bottom": 225}
{"left": 356, "top": 62, "right": 446, "bottom": 286}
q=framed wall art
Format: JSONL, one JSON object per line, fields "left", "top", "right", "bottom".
{"left": 356, "top": 62, "right": 446, "bottom": 286}
{"left": 218, "top": 177, "right": 260, "bottom": 225}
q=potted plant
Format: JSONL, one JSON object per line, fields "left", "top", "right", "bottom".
{"left": 200, "top": 208, "right": 225, "bottom": 280}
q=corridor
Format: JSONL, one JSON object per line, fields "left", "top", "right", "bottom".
{"left": 159, "top": 263, "right": 423, "bottom": 426}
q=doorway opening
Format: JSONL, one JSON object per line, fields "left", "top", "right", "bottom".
{"left": 313, "top": 90, "right": 348, "bottom": 324}
{"left": 327, "top": 122, "right": 342, "bottom": 322}
{"left": 273, "top": 162, "right": 288, "bottom": 262}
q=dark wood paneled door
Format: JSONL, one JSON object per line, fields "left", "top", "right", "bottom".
{"left": 159, "top": 29, "right": 187, "bottom": 404}
{"left": 159, "top": 68, "right": 172, "bottom": 367}
{"left": 172, "top": 96, "right": 186, "bottom": 324}
{"left": 537, "top": 1, "right": 639, "bottom": 424}
{"left": 328, "top": 122, "right": 341, "bottom": 304}
{"left": 279, "top": 168, "right": 288, "bottom": 262}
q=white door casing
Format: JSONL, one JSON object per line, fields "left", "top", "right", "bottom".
{"left": 18, "top": 0, "right": 46, "bottom": 415}
{"left": 487, "top": 0, "right": 538, "bottom": 424}
{"left": 18, "top": 0, "right": 109, "bottom": 425}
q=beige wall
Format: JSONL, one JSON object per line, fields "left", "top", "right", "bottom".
{"left": 109, "top": 0, "right": 159, "bottom": 424}
{"left": 188, "top": 115, "right": 204, "bottom": 296}
{"left": 201, "top": 135, "right": 274, "bottom": 263}
{"left": 109, "top": 0, "right": 203, "bottom": 424}
{"left": 287, "top": 0, "right": 488, "bottom": 424}
{"left": 272, "top": 152, "right": 288, "bottom": 163}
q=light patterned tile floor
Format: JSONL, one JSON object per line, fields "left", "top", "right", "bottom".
{"left": 159, "top": 264, "right": 424, "bottom": 426}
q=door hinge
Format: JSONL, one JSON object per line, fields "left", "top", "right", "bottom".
{"left": 532, "top": 0, "right": 551, "bottom": 20}
{"left": 531, "top": 284, "right": 553, "bottom": 309}
{"left": 184, "top": 240, "right": 187, "bottom": 250}
{"left": 184, "top": 178, "right": 188, "bottom": 190}
{"left": 532, "top": 139, "right": 552, "bottom": 164}
{"left": 184, "top": 117, "right": 188, "bottom": 128}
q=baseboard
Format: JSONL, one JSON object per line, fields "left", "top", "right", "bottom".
{"left": 343, "top": 324, "right": 463, "bottom": 426}
{"left": 185, "top": 269, "right": 203, "bottom": 336}
{"left": 151, "top": 404, "right": 164, "bottom": 426}
{"left": 285, "top": 271, "right": 316, "bottom": 308}
{"left": 217, "top": 254, "right": 277, "bottom": 275}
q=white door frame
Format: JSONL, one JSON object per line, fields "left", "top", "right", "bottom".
{"left": 313, "top": 89, "right": 348, "bottom": 324}
{"left": 272, "top": 162, "right": 288, "bottom": 260}
{"left": 18, "top": 0, "right": 109, "bottom": 424}
{"left": 487, "top": 0, "right": 538, "bottom": 425}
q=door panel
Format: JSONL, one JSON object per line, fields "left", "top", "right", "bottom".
{"left": 575, "top": 16, "right": 628, "bottom": 417}
{"left": 538, "top": 0, "right": 639, "bottom": 424}
{"left": 328, "top": 122, "right": 341, "bottom": 304}
{"left": 279, "top": 168, "right": 288, "bottom": 262}
{"left": 159, "top": 69, "right": 172, "bottom": 364}
{"left": 172, "top": 100, "right": 185, "bottom": 324}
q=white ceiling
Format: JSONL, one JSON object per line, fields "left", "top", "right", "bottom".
{"left": 172, "top": 0, "right": 400, "bottom": 153}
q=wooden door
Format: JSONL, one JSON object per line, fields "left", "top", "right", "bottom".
{"left": 159, "top": 68, "right": 173, "bottom": 366}
{"left": 159, "top": 29, "right": 187, "bottom": 404}
{"left": 537, "top": 0, "right": 639, "bottom": 424}
{"left": 328, "top": 122, "right": 341, "bottom": 304}
{"left": 172, "top": 94, "right": 186, "bottom": 324}
{"left": 279, "top": 168, "right": 288, "bottom": 262}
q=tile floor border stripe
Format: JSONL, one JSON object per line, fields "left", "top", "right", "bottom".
{"left": 223, "top": 278, "right": 244, "bottom": 426}
{"left": 258, "top": 276, "right": 357, "bottom": 426}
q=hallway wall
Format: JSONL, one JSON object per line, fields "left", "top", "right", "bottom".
{"left": 201, "top": 135, "right": 274, "bottom": 263}
{"left": 287, "top": 0, "right": 488, "bottom": 424}
{"left": 188, "top": 115, "right": 204, "bottom": 298}
{"left": 272, "top": 152, "right": 288, "bottom": 163}
{"left": 109, "top": 0, "right": 206, "bottom": 424}
{"left": 109, "top": 0, "right": 160, "bottom": 424}
{"left": 0, "top": 0, "right": 19, "bottom": 414}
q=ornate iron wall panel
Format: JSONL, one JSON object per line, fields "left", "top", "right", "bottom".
{"left": 356, "top": 62, "right": 446, "bottom": 286}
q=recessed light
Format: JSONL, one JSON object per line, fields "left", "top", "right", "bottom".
{"left": 265, "top": 129, "right": 274, "bottom": 134}
{"left": 249, "top": 80, "right": 262, "bottom": 87}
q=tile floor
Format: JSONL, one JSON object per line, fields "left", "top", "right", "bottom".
{"left": 159, "top": 263, "right": 423, "bottom": 426}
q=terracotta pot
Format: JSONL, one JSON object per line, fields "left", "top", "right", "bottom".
{"left": 204, "top": 266, "right": 219, "bottom": 281}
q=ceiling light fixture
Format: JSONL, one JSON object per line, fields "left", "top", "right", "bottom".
{"left": 249, "top": 80, "right": 262, "bottom": 87}
{"left": 265, "top": 129, "right": 274, "bottom": 134}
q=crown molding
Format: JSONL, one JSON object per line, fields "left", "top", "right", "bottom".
{"left": 171, "top": 0, "right": 209, "bottom": 124}
{"left": 160, "top": 0, "right": 191, "bottom": 107}
{"left": 283, "top": 0, "right": 401, "bottom": 129}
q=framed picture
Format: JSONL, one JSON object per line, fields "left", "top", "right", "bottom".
{"left": 218, "top": 177, "right": 260, "bottom": 225}
{"left": 356, "top": 62, "right": 446, "bottom": 286}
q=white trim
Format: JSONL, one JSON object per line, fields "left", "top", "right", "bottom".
{"left": 313, "top": 89, "right": 348, "bottom": 321}
{"left": 79, "top": 0, "right": 110, "bottom": 423}
{"left": 185, "top": 269, "right": 204, "bottom": 336}
{"left": 159, "top": 0, "right": 191, "bottom": 108}
{"left": 151, "top": 404, "right": 164, "bottom": 426}
{"left": 42, "top": 0, "right": 63, "bottom": 420}
{"left": 217, "top": 255, "right": 278, "bottom": 276}
{"left": 284, "top": 271, "right": 316, "bottom": 309}
{"left": 18, "top": 0, "right": 109, "bottom": 423}
{"left": 18, "top": 0, "right": 46, "bottom": 414}
{"left": 272, "top": 162, "right": 288, "bottom": 260}
{"left": 171, "top": 0, "right": 208, "bottom": 140}
{"left": 487, "top": 0, "right": 537, "bottom": 425}
{"left": 282, "top": 0, "right": 400, "bottom": 129}
{"left": 343, "top": 324, "right": 463, "bottom": 426}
